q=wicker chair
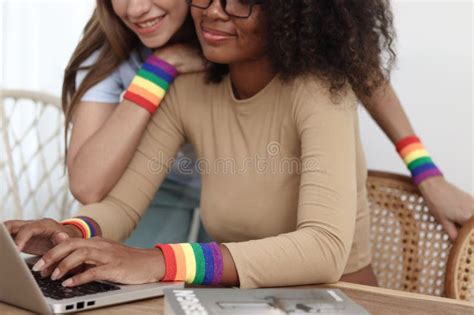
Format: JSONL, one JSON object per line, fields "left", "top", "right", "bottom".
{"left": 0, "top": 89, "right": 76, "bottom": 221}
{"left": 446, "top": 217, "right": 474, "bottom": 301}
{"left": 367, "top": 170, "right": 473, "bottom": 301}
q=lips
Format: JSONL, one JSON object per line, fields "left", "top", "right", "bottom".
{"left": 136, "top": 17, "right": 162, "bottom": 29}
{"left": 201, "top": 26, "right": 237, "bottom": 43}
{"left": 131, "top": 15, "right": 166, "bottom": 35}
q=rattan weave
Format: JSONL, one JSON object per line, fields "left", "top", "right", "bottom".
{"left": 446, "top": 217, "right": 474, "bottom": 301}
{"left": 367, "top": 170, "right": 473, "bottom": 302}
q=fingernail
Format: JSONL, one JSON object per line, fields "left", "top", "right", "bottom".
{"left": 62, "top": 279, "right": 73, "bottom": 287}
{"left": 51, "top": 268, "right": 60, "bottom": 281}
{"left": 32, "top": 259, "right": 45, "bottom": 272}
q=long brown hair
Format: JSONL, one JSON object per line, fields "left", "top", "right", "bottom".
{"left": 62, "top": 1, "right": 138, "bottom": 145}
{"left": 61, "top": 0, "right": 195, "bottom": 160}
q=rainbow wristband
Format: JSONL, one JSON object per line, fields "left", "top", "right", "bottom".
{"left": 123, "top": 54, "right": 178, "bottom": 114}
{"left": 396, "top": 135, "right": 443, "bottom": 185}
{"left": 155, "top": 242, "right": 224, "bottom": 285}
{"left": 61, "top": 216, "right": 97, "bottom": 239}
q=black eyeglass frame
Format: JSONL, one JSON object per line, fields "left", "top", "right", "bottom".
{"left": 186, "top": 0, "right": 263, "bottom": 19}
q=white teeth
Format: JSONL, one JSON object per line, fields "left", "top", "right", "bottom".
{"left": 137, "top": 17, "right": 162, "bottom": 29}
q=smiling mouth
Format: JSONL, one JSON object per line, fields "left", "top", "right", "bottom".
{"left": 135, "top": 16, "right": 164, "bottom": 29}
{"left": 201, "top": 26, "right": 236, "bottom": 42}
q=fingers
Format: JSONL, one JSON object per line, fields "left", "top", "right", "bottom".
{"left": 41, "top": 264, "right": 57, "bottom": 278}
{"left": 62, "top": 266, "right": 111, "bottom": 287}
{"left": 52, "top": 232, "right": 70, "bottom": 246}
{"left": 14, "top": 224, "right": 48, "bottom": 252}
{"left": 4, "top": 220, "right": 30, "bottom": 236}
{"left": 441, "top": 219, "right": 458, "bottom": 241}
{"left": 34, "top": 238, "right": 106, "bottom": 273}
{"left": 461, "top": 200, "right": 474, "bottom": 223}
{"left": 51, "top": 247, "right": 103, "bottom": 281}
{"left": 12, "top": 218, "right": 61, "bottom": 252}
{"left": 33, "top": 238, "right": 90, "bottom": 272}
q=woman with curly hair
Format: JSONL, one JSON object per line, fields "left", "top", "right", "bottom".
{"left": 6, "top": 0, "right": 473, "bottom": 288}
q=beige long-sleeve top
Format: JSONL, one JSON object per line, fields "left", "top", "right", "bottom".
{"left": 77, "top": 73, "right": 371, "bottom": 288}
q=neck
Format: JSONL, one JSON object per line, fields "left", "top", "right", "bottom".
{"left": 228, "top": 56, "right": 276, "bottom": 100}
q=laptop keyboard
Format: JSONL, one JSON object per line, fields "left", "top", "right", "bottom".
{"left": 31, "top": 270, "right": 121, "bottom": 300}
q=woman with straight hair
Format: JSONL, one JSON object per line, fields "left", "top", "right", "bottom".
{"left": 63, "top": 0, "right": 210, "bottom": 247}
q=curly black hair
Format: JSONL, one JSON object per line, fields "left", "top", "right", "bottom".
{"left": 208, "top": 0, "right": 396, "bottom": 99}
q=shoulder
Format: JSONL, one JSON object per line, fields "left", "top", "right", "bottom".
{"left": 166, "top": 72, "right": 217, "bottom": 104}
{"left": 290, "top": 74, "right": 357, "bottom": 108}
{"left": 79, "top": 49, "right": 101, "bottom": 68}
{"left": 75, "top": 48, "right": 120, "bottom": 87}
{"left": 172, "top": 72, "right": 209, "bottom": 90}
{"left": 160, "top": 72, "right": 223, "bottom": 128}
{"left": 76, "top": 47, "right": 151, "bottom": 104}
{"left": 77, "top": 47, "right": 144, "bottom": 86}
{"left": 75, "top": 49, "right": 102, "bottom": 86}
{"left": 288, "top": 74, "right": 358, "bottom": 118}
{"left": 75, "top": 49, "right": 123, "bottom": 103}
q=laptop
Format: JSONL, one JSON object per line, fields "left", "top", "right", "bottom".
{"left": 0, "top": 222, "right": 183, "bottom": 314}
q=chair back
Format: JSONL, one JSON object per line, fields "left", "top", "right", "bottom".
{"left": 0, "top": 89, "right": 76, "bottom": 221}
{"left": 367, "top": 171, "right": 452, "bottom": 297}
{"left": 446, "top": 217, "right": 474, "bottom": 301}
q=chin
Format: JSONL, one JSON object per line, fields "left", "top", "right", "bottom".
{"left": 139, "top": 35, "right": 169, "bottom": 50}
{"left": 202, "top": 47, "right": 233, "bottom": 65}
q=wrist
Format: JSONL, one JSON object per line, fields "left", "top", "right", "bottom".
{"left": 63, "top": 224, "right": 83, "bottom": 238}
{"left": 395, "top": 135, "right": 443, "bottom": 185}
{"left": 147, "top": 248, "right": 166, "bottom": 282}
{"left": 154, "top": 50, "right": 180, "bottom": 69}
{"left": 61, "top": 216, "right": 100, "bottom": 239}
{"left": 418, "top": 175, "right": 444, "bottom": 191}
{"left": 123, "top": 53, "right": 178, "bottom": 114}
{"left": 154, "top": 243, "right": 223, "bottom": 285}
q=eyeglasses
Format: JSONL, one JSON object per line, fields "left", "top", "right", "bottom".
{"left": 186, "top": 0, "right": 263, "bottom": 19}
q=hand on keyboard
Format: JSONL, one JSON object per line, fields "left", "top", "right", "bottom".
{"left": 31, "top": 269, "right": 120, "bottom": 300}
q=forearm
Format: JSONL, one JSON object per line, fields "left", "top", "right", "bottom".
{"left": 223, "top": 227, "right": 351, "bottom": 288}
{"left": 75, "top": 94, "right": 185, "bottom": 241}
{"left": 361, "top": 82, "right": 445, "bottom": 186}
{"left": 360, "top": 82, "right": 415, "bottom": 144}
{"left": 77, "top": 199, "right": 141, "bottom": 240}
{"left": 68, "top": 101, "right": 150, "bottom": 204}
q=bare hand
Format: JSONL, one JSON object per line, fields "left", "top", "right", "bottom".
{"left": 4, "top": 218, "right": 82, "bottom": 255}
{"left": 154, "top": 44, "right": 207, "bottom": 74}
{"left": 32, "top": 237, "right": 165, "bottom": 287}
{"left": 418, "top": 177, "right": 474, "bottom": 240}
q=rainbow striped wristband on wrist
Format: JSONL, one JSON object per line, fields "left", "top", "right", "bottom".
{"left": 123, "top": 54, "right": 178, "bottom": 114}
{"left": 155, "top": 242, "right": 223, "bottom": 285}
{"left": 396, "top": 135, "right": 443, "bottom": 185}
{"left": 61, "top": 216, "right": 97, "bottom": 239}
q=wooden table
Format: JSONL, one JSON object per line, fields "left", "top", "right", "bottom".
{"left": 1, "top": 282, "right": 473, "bottom": 315}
